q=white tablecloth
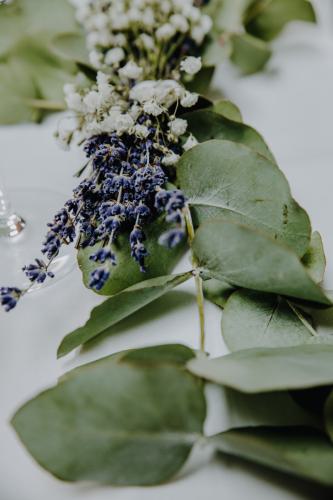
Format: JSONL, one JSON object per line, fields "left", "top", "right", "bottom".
{"left": 1, "top": 2, "right": 333, "bottom": 499}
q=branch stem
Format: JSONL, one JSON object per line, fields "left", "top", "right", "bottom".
{"left": 184, "top": 205, "right": 206, "bottom": 352}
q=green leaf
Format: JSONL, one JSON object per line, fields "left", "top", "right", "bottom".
{"left": 211, "top": 99, "right": 243, "bottom": 122}
{"left": 302, "top": 231, "right": 326, "bottom": 284}
{"left": 203, "top": 279, "right": 235, "bottom": 308}
{"left": 231, "top": 33, "right": 272, "bottom": 75}
{"left": 186, "top": 66, "right": 215, "bottom": 95}
{"left": 78, "top": 218, "right": 187, "bottom": 296}
{"left": 212, "top": 427, "right": 333, "bottom": 486}
{"left": 204, "top": 0, "right": 253, "bottom": 33}
{"left": 184, "top": 113, "right": 274, "bottom": 161}
{"left": 201, "top": 34, "right": 232, "bottom": 67}
{"left": 325, "top": 391, "right": 333, "bottom": 444}
{"left": 58, "top": 273, "right": 193, "bottom": 358}
{"left": 0, "top": 58, "right": 41, "bottom": 124}
{"left": 178, "top": 141, "right": 311, "bottom": 257}
{"left": 51, "top": 32, "right": 89, "bottom": 65}
{"left": 0, "top": 0, "right": 78, "bottom": 57}
{"left": 245, "top": 0, "right": 316, "bottom": 42}
{"left": 221, "top": 388, "right": 319, "bottom": 430}
{"left": 221, "top": 290, "right": 325, "bottom": 351}
{"left": 192, "top": 219, "right": 330, "bottom": 305}
{"left": 12, "top": 345, "right": 206, "bottom": 486}
{"left": 188, "top": 345, "right": 333, "bottom": 393}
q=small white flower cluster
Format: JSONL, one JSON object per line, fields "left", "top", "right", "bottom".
{"left": 70, "top": 0, "right": 212, "bottom": 70}
{"left": 57, "top": 0, "right": 211, "bottom": 160}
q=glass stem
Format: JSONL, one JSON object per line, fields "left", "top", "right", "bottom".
{"left": 0, "top": 176, "right": 25, "bottom": 238}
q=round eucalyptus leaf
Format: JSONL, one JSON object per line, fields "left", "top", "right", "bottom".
{"left": 231, "top": 33, "right": 272, "bottom": 75}
{"left": 12, "top": 345, "right": 206, "bottom": 486}
{"left": 177, "top": 140, "right": 311, "bottom": 256}
{"left": 211, "top": 99, "right": 243, "bottom": 122}
{"left": 302, "top": 231, "right": 326, "bottom": 284}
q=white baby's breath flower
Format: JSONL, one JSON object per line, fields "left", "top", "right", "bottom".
{"left": 119, "top": 61, "right": 143, "bottom": 80}
{"left": 129, "top": 104, "right": 142, "bottom": 121}
{"left": 139, "top": 33, "right": 155, "bottom": 50}
{"left": 191, "top": 26, "right": 205, "bottom": 45}
{"left": 63, "top": 83, "right": 76, "bottom": 96}
{"left": 65, "top": 92, "right": 85, "bottom": 112}
{"left": 156, "top": 23, "right": 176, "bottom": 41}
{"left": 142, "top": 8, "right": 155, "bottom": 27}
{"left": 170, "top": 14, "right": 189, "bottom": 33}
{"left": 134, "top": 124, "right": 150, "bottom": 139}
{"left": 115, "top": 113, "right": 135, "bottom": 134}
{"left": 91, "top": 13, "right": 109, "bottom": 30}
{"left": 168, "top": 118, "right": 188, "bottom": 137}
{"left": 183, "top": 134, "right": 198, "bottom": 151}
{"left": 83, "top": 91, "right": 100, "bottom": 113}
{"left": 200, "top": 14, "right": 213, "bottom": 34}
{"left": 89, "top": 50, "right": 103, "bottom": 69}
{"left": 162, "top": 151, "right": 180, "bottom": 166}
{"left": 180, "top": 91, "right": 199, "bottom": 108}
{"left": 143, "top": 100, "right": 164, "bottom": 116}
{"left": 180, "top": 56, "right": 202, "bottom": 75}
{"left": 113, "top": 33, "right": 127, "bottom": 47}
{"left": 104, "top": 47, "right": 125, "bottom": 65}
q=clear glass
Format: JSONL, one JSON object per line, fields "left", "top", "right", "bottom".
{"left": 0, "top": 175, "right": 74, "bottom": 289}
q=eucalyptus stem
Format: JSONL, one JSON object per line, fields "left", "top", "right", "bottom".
{"left": 184, "top": 205, "right": 206, "bottom": 352}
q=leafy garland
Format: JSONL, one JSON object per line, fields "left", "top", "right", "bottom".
{"left": 4, "top": 0, "right": 333, "bottom": 490}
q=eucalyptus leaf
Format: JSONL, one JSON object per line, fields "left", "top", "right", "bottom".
{"left": 211, "top": 427, "right": 333, "bottom": 486}
{"left": 188, "top": 345, "right": 333, "bottom": 393}
{"left": 0, "top": 0, "right": 78, "bottom": 57}
{"left": 51, "top": 32, "right": 89, "bottom": 65}
{"left": 245, "top": 0, "right": 316, "bottom": 42}
{"left": 58, "top": 272, "right": 193, "bottom": 358}
{"left": 192, "top": 219, "right": 330, "bottom": 305}
{"left": 211, "top": 99, "right": 243, "bottom": 122}
{"left": 204, "top": 0, "right": 253, "bottom": 33}
{"left": 302, "top": 231, "right": 326, "bottom": 284}
{"left": 177, "top": 140, "right": 311, "bottom": 257}
{"left": 201, "top": 34, "right": 232, "bottom": 67}
{"left": 203, "top": 279, "right": 235, "bottom": 309}
{"left": 12, "top": 345, "right": 206, "bottom": 486}
{"left": 184, "top": 113, "right": 274, "bottom": 161}
{"left": 324, "top": 390, "right": 333, "bottom": 444}
{"left": 221, "top": 290, "right": 324, "bottom": 351}
{"left": 186, "top": 66, "right": 215, "bottom": 95}
{"left": 78, "top": 218, "right": 187, "bottom": 296}
{"left": 221, "top": 387, "right": 319, "bottom": 430}
{"left": 231, "top": 33, "right": 272, "bottom": 75}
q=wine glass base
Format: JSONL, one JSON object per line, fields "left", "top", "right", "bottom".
{"left": 0, "top": 189, "right": 75, "bottom": 289}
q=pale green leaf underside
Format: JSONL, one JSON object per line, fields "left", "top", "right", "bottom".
{"left": 58, "top": 272, "right": 192, "bottom": 358}
{"left": 212, "top": 427, "right": 333, "bottom": 486}
{"left": 188, "top": 344, "right": 333, "bottom": 393}
{"left": 12, "top": 346, "right": 206, "bottom": 486}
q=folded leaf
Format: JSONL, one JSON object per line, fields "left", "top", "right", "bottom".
{"left": 58, "top": 273, "right": 192, "bottom": 358}
{"left": 12, "top": 345, "right": 206, "bottom": 486}
{"left": 188, "top": 345, "right": 333, "bottom": 393}
{"left": 203, "top": 278, "right": 235, "bottom": 308}
{"left": 192, "top": 219, "right": 330, "bottom": 305}
{"left": 178, "top": 141, "right": 311, "bottom": 257}
{"left": 211, "top": 427, "right": 333, "bottom": 486}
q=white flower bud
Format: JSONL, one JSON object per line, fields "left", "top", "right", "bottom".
{"left": 104, "top": 47, "right": 125, "bottom": 65}
{"left": 170, "top": 14, "right": 189, "bottom": 33}
{"left": 115, "top": 113, "right": 135, "bottom": 134}
{"left": 180, "top": 56, "right": 202, "bottom": 75}
{"left": 180, "top": 91, "right": 199, "bottom": 108}
{"left": 139, "top": 33, "right": 155, "bottom": 51}
{"left": 89, "top": 50, "right": 103, "bottom": 69}
{"left": 162, "top": 151, "right": 180, "bottom": 166}
{"left": 156, "top": 23, "right": 176, "bottom": 41}
{"left": 143, "top": 100, "right": 164, "bottom": 116}
{"left": 168, "top": 118, "right": 188, "bottom": 137}
{"left": 65, "top": 92, "right": 85, "bottom": 112}
{"left": 119, "top": 61, "right": 143, "bottom": 80}
{"left": 134, "top": 124, "right": 150, "bottom": 139}
{"left": 183, "top": 134, "right": 198, "bottom": 151}
{"left": 83, "top": 91, "right": 100, "bottom": 113}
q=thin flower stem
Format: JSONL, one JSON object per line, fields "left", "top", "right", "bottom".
{"left": 184, "top": 205, "right": 206, "bottom": 352}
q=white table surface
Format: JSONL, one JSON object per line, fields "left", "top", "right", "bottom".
{"left": 1, "top": 3, "right": 333, "bottom": 499}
